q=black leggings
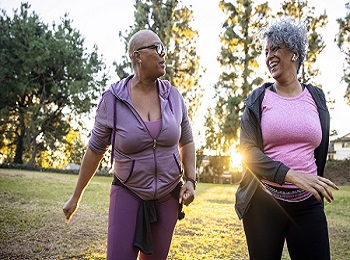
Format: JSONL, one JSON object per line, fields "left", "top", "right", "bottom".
{"left": 243, "top": 186, "right": 330, "bottom": 260}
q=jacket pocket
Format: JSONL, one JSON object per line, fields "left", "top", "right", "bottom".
{"left": 115, "top": 159, "right": 135, "bottom": 183}
{"left": 173, "top": 153, "right": 182, "bottom": 173}
{"left": 114, "top": 150, "right": 135, "bottom": 183}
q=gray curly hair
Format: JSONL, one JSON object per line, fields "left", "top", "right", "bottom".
{"left": 262, "top": 19, "right": 308, "bottom": 73}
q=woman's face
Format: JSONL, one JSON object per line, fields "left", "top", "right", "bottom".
{"left": 265, "top": 41, "right": 297, "bottom": 80}
{"left": 134, "top": 33, "right": 167, "bottom": 79}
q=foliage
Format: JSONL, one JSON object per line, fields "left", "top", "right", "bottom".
{"left": 0, "top": 3, "right": 107, "bottom": 166}
{"left": 277, "top": 0, "right": 328, "bottom": 86}
{"left": 200, "top": 155, "right": 232, "bottom": 183}
{"left": 208, "top": 155, "right": 231, "bottom": 175}
{"left": 335, "top": 2, "right": 350, "bottom": 106}
{"left": 325, "top": 159, "right": 350, "bottom": 185}
{"left": 0, "top": 169, "right": 349, "bottom": 259}
{"left": 205, "top": 0, "right": 269, "bottom": 154}
{"left": 114, "top": 0, "right": 204, "bottom": 123}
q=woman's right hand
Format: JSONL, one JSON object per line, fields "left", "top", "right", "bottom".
{"left": 63, "top": 196, "right": 79, "bottom": 223}
{"left": 285, "top": 170, "right": 339, "bottom": 203}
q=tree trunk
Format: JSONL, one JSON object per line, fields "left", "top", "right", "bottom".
{"left": 13, "top": 134, "right": 23, "bottom": 164}
{"left": 13, "top": 107, "right": 25, "bottom": 164}
{"left": 28, "top": 137, "right": 37, "bottom": 165}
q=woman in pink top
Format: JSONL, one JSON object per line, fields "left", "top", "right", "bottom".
{"left": 236, "top": 19, "right": 339, "bottom": 259}
{"left": 63, "top": 29, "right": 196, "bottom": 260}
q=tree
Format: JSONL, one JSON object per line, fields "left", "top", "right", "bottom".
{"left": 0, "top": 3, "right": 107, "bottom": 166}
{"left": 335, "top": 2, "right": 350, "bottom": 105}
{"left": 277, "top": 0, "right": 328, "bottom": 85}
{"left": 206, "top": 0, "right": 270, "bottom": 154}
{"left": 114, "top": 0, "right": 204, "bottom": 123}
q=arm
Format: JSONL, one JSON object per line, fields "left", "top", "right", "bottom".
{"left": 63, "top": 147, "right": 104, "bottom": 222}
{"left": 179, "top": 141, "right": 196, "bottom": 206}
{"left": 240, "top": 105, "right": 290, "bottom": 185}
{"left": 241, "top": 106, "right": 338, "bottom": 201}
{"left": 285, "top": 169, "right": 338, "bottom": 203}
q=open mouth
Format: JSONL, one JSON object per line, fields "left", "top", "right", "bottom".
{"left": 269, "top": 61, "right": 278, "bottom": 71}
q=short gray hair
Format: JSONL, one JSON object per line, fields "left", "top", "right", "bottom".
{"left": 262, "top": 19, "right": 308, "bottom": 73}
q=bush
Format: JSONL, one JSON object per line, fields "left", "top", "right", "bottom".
{"left": 324, "top": 159, "right": 350, "bottom": 185}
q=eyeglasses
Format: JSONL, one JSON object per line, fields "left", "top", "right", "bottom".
{"left": 135, "top": 43, "right": 167, "bottom": 55}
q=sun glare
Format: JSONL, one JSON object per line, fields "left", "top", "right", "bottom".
{"left": 229, "top": 145, "right": 243, "bottom": 171}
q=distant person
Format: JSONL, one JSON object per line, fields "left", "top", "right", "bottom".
{"left": 63, "top": 29, "right": 196, "bottom": 260}
{"left": 235, "top": 18, "right": 339, "bottom": 259}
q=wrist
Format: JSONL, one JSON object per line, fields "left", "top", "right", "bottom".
{"left": 186, "top": 177, "right": 197, "bottom": 190}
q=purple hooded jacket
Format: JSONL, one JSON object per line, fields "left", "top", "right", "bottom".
{"left": 88, "top": 75, "right": 193, "bottom": 200}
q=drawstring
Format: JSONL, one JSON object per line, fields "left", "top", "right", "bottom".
{"left": 111, "top": 96, "right": 117, "bottom": 168}
{"left": 168, "top": 96, "right": 173, "bottom": 114}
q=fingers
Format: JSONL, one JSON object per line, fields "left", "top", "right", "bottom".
{"left": 309, "top": 176, "right": 339, "bottom": 202}
{"left": 63, "top": 207, "right": 72, "bottom": 222}
{"left": 320, "top": 177, "right": 339, "bottom": 190}
{"left": 63, "top": 200, "right": 78, "bottom": 223}
{"left": 309, "top": 187, "right": 322, "bottom": 202}
{"left": 182, "top": 193, "right": 194, "bottom": 206}
{"left": 179, "top": 190, "right": 194, "bottom": 206}
{"left": 179, "top": 183, "right": 195, "bottom": 206}
{"left": 314, "top": 177, "right": 339, "bottom": 203}
{"left": 179, "top": 187, "right": 186, "bottom": 204}
{"left": 294, "top": 174, "right": 339, "bottom": 203}
{"left": 183, "top": 190, "right": 195, "bottom": 206}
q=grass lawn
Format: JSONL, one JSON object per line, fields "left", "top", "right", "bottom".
{"left": 0, "top": 168, "right": 349, "bottom": 259}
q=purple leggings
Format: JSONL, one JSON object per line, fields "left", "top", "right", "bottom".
{"left": 107, "top": 185, "right": 178, "bottom": 260}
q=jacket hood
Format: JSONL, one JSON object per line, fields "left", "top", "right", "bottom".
{"left": 109, "top": 75, "right": 172, "bottom": 101}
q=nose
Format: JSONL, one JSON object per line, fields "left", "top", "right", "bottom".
{"left": 266, "top": 50, "right": 274, "bottom": 60}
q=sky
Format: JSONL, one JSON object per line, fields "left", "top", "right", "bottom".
{"left": 1, "top": 0, "right": 350, "bottom": 142}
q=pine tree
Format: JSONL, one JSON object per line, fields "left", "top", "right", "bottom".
{"left": 206, "top": 0, "right": 270, "bottom": 154}
{"left": 0, "top": 3, "right": 107, "bottom": 165}
{"left": 114, "top": 0, "right": 203, "bottom": 122}
{"left": 277, "top": 0, "right": 328, "bottom": 86}
{"left": 335, "top": 3, "right": 350, "bottom": 105}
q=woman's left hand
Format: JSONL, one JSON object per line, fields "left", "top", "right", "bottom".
{"left": 285, "top": 169, "right": 339, "bottom": 202}
{"left": 179, "top": 181, "right": 195, "bottom": 206}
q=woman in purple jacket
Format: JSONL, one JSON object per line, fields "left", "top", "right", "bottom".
{"left": 63, "top": 29, "right": 196, "bottom": 260}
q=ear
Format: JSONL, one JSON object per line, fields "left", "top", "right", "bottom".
{"left": 292, "top": 51, "right": 299, "bottom": 62}
{"left": 133, "top": 51, "right": 142, "bottom": 63}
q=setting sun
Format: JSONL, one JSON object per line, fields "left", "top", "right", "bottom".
{"left": 229, "top": 145, "right": 243, "bottom": 171}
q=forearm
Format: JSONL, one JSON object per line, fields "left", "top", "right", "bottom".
{"left": 180, "top": 141, "right": 196, "bottom": 180}
{"left": 71, "top": 147, "right": 104, "bottom": 201}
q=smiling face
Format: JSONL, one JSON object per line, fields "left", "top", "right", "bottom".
{"left": 265, "top": 41, "right": 298, "bottom": 81}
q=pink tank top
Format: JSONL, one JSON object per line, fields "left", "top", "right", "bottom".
{"left": 128, "top": 81, "right": 162, "bottom": 139}
{"left": 144, "top": 120, "right": 162, "bottom": 139}
{"left": 260, "top": 88, "right": 322, "bottom": 201}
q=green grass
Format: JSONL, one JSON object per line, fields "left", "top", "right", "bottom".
{"left": 0, "top": 169, "right": 349, "bottom": 259}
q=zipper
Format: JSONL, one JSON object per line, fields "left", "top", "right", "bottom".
{"left": 153, "top": 144, "right": 158, "bottom": 199}
{"left": 122, "top": 96, "right": 163, "bottom": 199}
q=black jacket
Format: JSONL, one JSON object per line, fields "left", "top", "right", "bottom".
{"left": 235, "top": 82, "right": 330, "bottom": 219}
